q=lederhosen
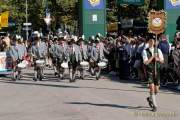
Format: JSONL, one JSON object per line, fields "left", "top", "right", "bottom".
{"left": 13, "top": 46, "right": 23, "bottom": 70}
{"left": 68, "top": 49, "right": 77, "bottom": 69}
{"left": 80, "top": 46, "right": 85, "bottom": 61}
{"left": 92, "top": 48, "right": 100, "bottom": 68}
{"left": 50, "top": 44, "right": 57, "bottom": 65}
{"left": 145, "top": 48, "right": 161, "bottom": 85}
{"left": 57, "top": 49, "right": 65, "bottom": 66}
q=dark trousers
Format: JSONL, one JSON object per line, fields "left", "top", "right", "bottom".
{"left": 119, "top": 60, "right": 130, "bottom": 80}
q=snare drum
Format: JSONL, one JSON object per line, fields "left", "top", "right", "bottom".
{"left": 80, "top": 61, "right": 89, "bottom": 70}
{"left": 17, "top": 62, "right": 26, "bottom": 69}
{"left": 36, "top": 60, "right": 45, "bottom": 67}
{"left": 80, "top": 61, "right": 89, "bottom": 66}
{"left": 61, "top": 62, "right": 68, "bottom": 69}
{"left": 98, "top": 62, "right": 107, "bottom": 69}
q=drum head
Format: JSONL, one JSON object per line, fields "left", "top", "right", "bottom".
{"left": 80, "top": 61, "right": 89, "bottom": 66}
{"left": 36, "top": 60, "right": 45, "bottom": 64}
{"left": 17, "top": 63, "right": 26, "bottom": 69}
{"left": 98, "top": 62, "right": 107, "bottom": 68}
{"left": 61, "top": 62, "right": 68, "bottom": 69}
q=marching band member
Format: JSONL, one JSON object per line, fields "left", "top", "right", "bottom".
{"left": 29, "top": 32, "right": 47, "bottom": 81}
{"left": 90, "top": 36, "right": 109, "bottom": 80}
{"left": 10, "top": 35, "right": 27, "bottom": 80}
{"left": 49, "top": 36, "right": 58, "bottom": 76}
{"left": 55, "top": 37, "right": 68, "bottom": 79}
{"left": 77, "top": 37, "right": 89, "bottom": 79}
{"left": 67, "top": 38, "right": 82, "bottom": 82}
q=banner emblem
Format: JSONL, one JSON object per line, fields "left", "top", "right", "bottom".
{"left": 169, "top": 0, "right": 180, "bottom": 6}
{"left": 148, "top": 10, "right": 167, "bottom": 35}
{"left": 88, "top": 0, "right": 100, "bottom": 7}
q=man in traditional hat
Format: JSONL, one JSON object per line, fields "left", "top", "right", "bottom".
{"left": 10, "top": 35, "right": 27, "bottom": 80}
{"left": 67, "top": 38, "right": 82, "bottom": 82}
{"left": 142, "top": 38, "right": 164, "bottom": 112}
{"left": 49, "top": 36, "right": 58, "bottom": 75}
{"left": 29, "top": 32, "right": 47, "bottom": 81}
{"left": 54, "top": 36, "right": 68, "bottom": 79}
{"left": 77, "top": 37, "right": 88, "bottom": 79}
{"left": 90, "top": 36, "right": 108, "bottom": 80}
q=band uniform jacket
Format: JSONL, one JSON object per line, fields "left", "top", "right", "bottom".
{"left": 91, "top": 42, "right": 108, "bottom": 62}
{"left": 55, "top": 43, "right": 68, "bottom": 61}
{"left": 67, "top": 44, "right": 82, "bottom": 63}
{"left": 79, "top": 43, "right": 88, "bottom": 60}
{"left": 30, "top": 41, "right": 47, "bottom": 59}
{"left": 10, "top": 44, "right": 27, "bottom": 60}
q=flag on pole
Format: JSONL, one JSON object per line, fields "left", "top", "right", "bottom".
{"left": 0, "top": 11, "right": 9, "bottom": 27}
{"left": 0, "top": 15, "right": 1, "bottom": 30}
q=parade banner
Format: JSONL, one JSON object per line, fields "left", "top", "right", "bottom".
{"left": 0, "top": 52, "right": 13, "bottom": 74}
{"left": 0, "top": 15, "right": 1, "bottom": 30}
{"left": 80, "top": 0, "right": 106, "bottom": 38}
{"left": 0, "top": 11, "right": 9, "bottom": 27}
{"left": 165, "top": 0, "right": 180, "bottom": 9}
{"left": 84, "top": 0, "right": 105, "bottom": 9}
{"left": 0, "top": 52, "right": 6, "bottom": 71}
{"left": 148, "top": 10, "right": 167, "bottom": 35}
{"left": 148, "top": 10, "right": 167, "bottom": 79}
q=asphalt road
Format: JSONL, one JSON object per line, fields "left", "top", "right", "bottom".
{"left": 0, "top": 68, "right": 179, "bottom": 120}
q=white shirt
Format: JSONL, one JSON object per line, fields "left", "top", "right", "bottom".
{"left": 142, "top": 47, "right": 164, "bottom": 65}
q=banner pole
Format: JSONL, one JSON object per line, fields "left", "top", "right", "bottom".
{"left": 155, "top": 34, "right": 158, "bottom": 79}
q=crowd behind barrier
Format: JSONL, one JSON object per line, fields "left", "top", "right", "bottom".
{"left": 0, "top": 31, "right": 180, "bottom": 90}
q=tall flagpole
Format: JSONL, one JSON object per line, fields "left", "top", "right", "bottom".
{"left": 26, "top": 0, "right": 28, "bottom": 41}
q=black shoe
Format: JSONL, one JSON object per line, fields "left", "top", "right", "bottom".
{"left": 95, "top": 73, "right": 100, "bottom": 80}
{"left": 16, "top": 74, "right": 22, "bottom": 80}
{"left": 60, "top": 76, "right": 64, "bottom": 80}
{"left": 147, "top": 97, "right": 153, "bottom": 108}
{"left": 60, "top": 74, "right": 64, "bottom": 80}
{"left": 152, "top": 106, "right": 157, "bottom": 112}
{"left": 33, "top": 77, "right": 37, "bottom": 81}
{"left": 96, "top": 76, "right": 99, "bottom": 80}
{"left": 80, "top": 75, "right": 84, "bottom": 80}
{"left": 12, "top": 77, "right": 16, "bottom": 81}
{"left": 15, "top": 75, "right": 18, "bottom": 81}
{"left": 39, "top": 77, "right": 43, "bottom": 81}
{"left": 54, "top": 72, "right": 58, "bottom": 76}
{"left": 70, "top": 79, "right": 75, "bottom": 83}
{"left": 69, "top": 78, "right": 74, "bottom": 83}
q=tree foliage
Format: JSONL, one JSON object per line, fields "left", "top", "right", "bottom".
{"left": 0, "top": 0, "right": 77, "bottom": 33}
{"left": 0, "top": 0, "right": 155, "bottom": 33}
